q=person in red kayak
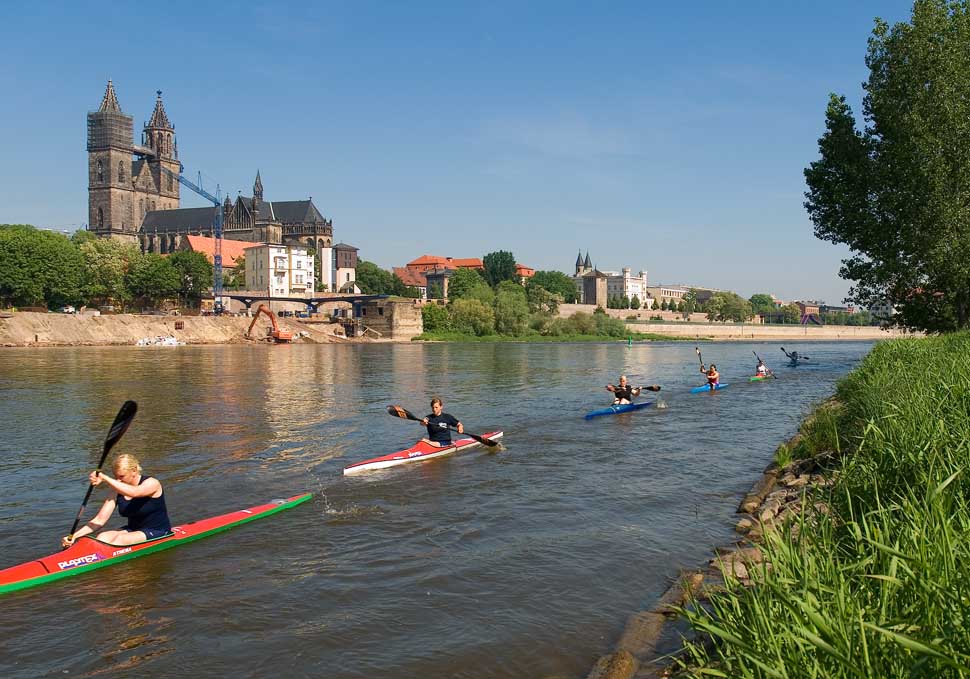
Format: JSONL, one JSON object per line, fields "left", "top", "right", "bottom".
{"left": 700, "top": 363, "right": 720, "bottom": 390}
{"left": 420, "top": 398, "right": 464, "bottom": 448}
{"left": 61, "top": 454, "right": 172, "bottom": 548}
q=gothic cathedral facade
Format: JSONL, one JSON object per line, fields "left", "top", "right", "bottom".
{"left": 86, "top": 81, "right": 334, "bottom": 264}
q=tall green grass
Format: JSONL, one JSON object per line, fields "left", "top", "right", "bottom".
{"left": 678, "top": 333, "right": 970, "bottom": 678}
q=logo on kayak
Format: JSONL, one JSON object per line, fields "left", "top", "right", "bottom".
{"left": 57, "top": 553, "right": 103, "bottom": 570}
{"left": 111, "top": 547, "right": 132, "bottom": 557}
{"left": 407, "top": 451, "right": 424, "bottom": 458}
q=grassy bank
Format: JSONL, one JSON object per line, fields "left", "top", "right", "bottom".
{"left": 678, "top": 332, "right": 970, "bottom": 677}
{"left": 412, "top": 330, "right": 689, "bottom": 342}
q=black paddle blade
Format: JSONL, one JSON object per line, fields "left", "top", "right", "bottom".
{"left": 105, "top": 400, "right": 138, "bottom": 453}
{"left": 643, "top": 385, "right": 662, "bottom": 392}
{"left": 463, "top": 430, "right": 499, "bottom": 447}
{"left": 387, "top": 405, "right": 421, "bottom": 422}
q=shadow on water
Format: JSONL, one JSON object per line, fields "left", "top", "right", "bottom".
{"left": 0, "top": 341, "right": 872, "bottom": 678}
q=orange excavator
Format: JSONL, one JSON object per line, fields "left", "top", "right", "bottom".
{"left": 245, "top": 304, "right": 294, "bottom": 343}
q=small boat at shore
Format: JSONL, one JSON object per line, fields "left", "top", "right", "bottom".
{"left": 691, "top": 383, "right": 729, "bottom": 394}
{"left": 343, "top": 432, "right": 503, "bottom": 475}
{"left": 584, "top": 401, "right": 652, "bottom": 419}
{"left": 0, "top": 493, "right": 312, "bottom": 596}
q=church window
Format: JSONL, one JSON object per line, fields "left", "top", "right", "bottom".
{"left": 151, "top": 201, "right": 156, "bottom": 210}
{"left": 96, "top": 160, "right": 103, "bottom": 183}
{"left": 97, "top": 208, "right": 104, "bottom": 228}
{"left": 118, "top": 162, "right": 126, "bottom": 183}
{"left": 168, "top": 175, "right": 174, "bottom": 191}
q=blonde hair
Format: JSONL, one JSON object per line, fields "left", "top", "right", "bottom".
{"left": 113, "top": 454, "right": 142, "bottom": 475}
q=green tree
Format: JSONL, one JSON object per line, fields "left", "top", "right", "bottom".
{"left": 620, "top": 294, "right": 630, "bottom": 309}
{"left": 677, "top": 300, "right": 686, "bottom": 313}
{"left": 494, "top": 285, "right": 530, "bottom": 335}
{"left": 168, "top": 250, "right": 213, "bottom": 305}
{"left": 483, "top": 250, "right": 518, "bottom": 287}
{"left": 630, "top": 295, "right": 641, "bottom": 310}
{"left": 449, "top": 298, "right": 495, "bottom": 336}
{"left": 804, "top": 1, "right": 970, "bottom": 332}
{"left": 683, "top": 289, "right": 699, "bottom": 316}
{"left": 125, "top": 253, "right": 180, "bottom": 308}
{"left": 428, "top": 282, "right": 443, "bottom": 299}
{"left": 660, "top": 299, "right": 668, "bottom": 311}
{"left": 781, "top": 303, "right": 801, "bottom": 323}
{"left": 526, "top": 283, "right": 560, "bottom": 315}
{"left": 529, "top": 270, "right": 577, "bottom": 303}
{"left": 651, "top": 298, "right": 660, "bottom": 310}
{"left": 78, "top": 237, "right": 139, "bottom": 307}
{"left": 448, "top": 267, "right": 490, "bottom": 299}
{"left": 225, "top": 254, "right": 246, "bottom": 290}
{"left": 421, "top": 303, "right": 450, "bottom": 332}
{"left": 355, "top": 260, "right": 397, "bottom": 294}
{"left": 749, "top": 293, "right": 775, "bottom": 314}
{"left": 0, "top": 225, "right": 87, "bottom": 308}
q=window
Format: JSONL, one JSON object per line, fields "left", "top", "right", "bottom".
{"left": 96, "top": 160, "right": 103, "bottom": 183}
{"left": 118, "top": 162, "right": 126, "bottom": 183}
{"left": 346, "top": 272, "right": 350, "bottom": 282}
{"left": 378, "top": 307, "right": 384, "bottom": 316}
{"left": 151, "top": 201, "right": 156, "bottom": 210}
{"left": 97, "top": 208, "right": 104, "bottom": 228}
{"left": 168, "top": 175, "right": 174, "bottom": 191}
{"left": 296, "top": 261, "right": 302, "bottom": 269}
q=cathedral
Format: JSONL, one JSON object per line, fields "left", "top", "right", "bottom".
{"left": 86, "top": 80, "right": 334, "bottom": 258}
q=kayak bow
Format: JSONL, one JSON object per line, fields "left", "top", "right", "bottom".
{"left": 0, "top": 493, "right": 312, "bottom": 596}
{"left": 584, "top": 401, "right": 652, "bottom": 419}
{"left": 343, "top": 432, "right": 504, "bottom": 475}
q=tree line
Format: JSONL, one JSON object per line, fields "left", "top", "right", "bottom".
{"left": 0, "top": 225, "right": 214, "bottom": 311}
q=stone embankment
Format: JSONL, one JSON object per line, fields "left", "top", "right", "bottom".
{"left": 584, "top": 435, "right": 836, "bottom": 679}
{"left": 0, "top": 311, "right": 349, "bottom": 347}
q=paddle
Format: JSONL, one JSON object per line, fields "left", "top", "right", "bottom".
{"left": 386, "top": 405, "right": 498, "bottom": 447}
{"left": 695, "top": 346, "right": 705, "bottom": 371}
{"left": 67, "top": 400, "right": 138, "bottom": 541}
{"left": 752, "top": 350, "right": 778, "bottom": 379}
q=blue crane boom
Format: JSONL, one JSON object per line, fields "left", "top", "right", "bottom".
{"left": 160, "top": 166, "right": 225, "bottom": 313}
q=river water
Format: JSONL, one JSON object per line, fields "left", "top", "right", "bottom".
{"left": 0, "top": 341, "right": 872, "bottom": 678}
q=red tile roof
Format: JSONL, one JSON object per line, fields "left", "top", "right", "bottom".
{"left": 515, "top": 263, "right": 535, "bottom": 277}
{"left": 183, "top": 235, "right": 260, "bottom": 269}
{"left": 393, "top": 267, "right": 427, "bottom": 288}
{"left": 406, "top": 255, "right": 484, "bottom": 272}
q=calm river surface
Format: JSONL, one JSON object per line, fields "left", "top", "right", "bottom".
{"left": 0, "top": 341, "right": 872, "bottom": 678}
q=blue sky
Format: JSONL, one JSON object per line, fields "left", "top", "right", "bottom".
{"left": 0, "top": 1, "right": 915, "bottom": 304}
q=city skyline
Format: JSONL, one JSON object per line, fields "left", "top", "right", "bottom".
{"left": 0, "top": 1, "right": 915, "bottom": 304}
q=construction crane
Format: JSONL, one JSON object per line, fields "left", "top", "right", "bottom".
{"left": 159, "top": 165, "right": 225, "bottom": 314}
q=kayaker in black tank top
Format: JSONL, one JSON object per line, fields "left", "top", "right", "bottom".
{"left": 606, "top": 375, "right": 641, "bottom": 404}
{"left": 62, "top": 454, "right": 172, "bottom": 548}
{"left": 420, "top": 397, "right": 464, "bottom": 447}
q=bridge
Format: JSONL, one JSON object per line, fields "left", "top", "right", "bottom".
{"left": 221, "top": 292, "right": 389, "bottom": 313}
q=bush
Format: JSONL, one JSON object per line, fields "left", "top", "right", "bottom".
{"left": 449, "top": 298, "right": 495, "bottom": 336}
{"left": 421, "top": 303, "right": 451, "bottom": 332}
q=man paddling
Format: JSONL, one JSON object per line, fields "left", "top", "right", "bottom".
{"left": 700, "top": 363, "right": 720, "bottom": 390}
{"left": 781, "top": 348, "right": 809, "bottom": 365}
{"left": 420, "top": 398, "right": 464, "bottom": 448}
{"left": 606, "top": 375, "right": 661, "bottom": 405}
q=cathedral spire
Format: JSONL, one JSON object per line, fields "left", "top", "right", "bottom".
{"left": 98, "top": 79, "right": 122, "bottom": 113}
{"left": 253, "top": 170, "right": 264, "bottom": 201}
{"left": 147, "top": 90, "right": 172, "bottom": 129}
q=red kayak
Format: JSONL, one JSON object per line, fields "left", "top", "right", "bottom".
{"left": 0, "top": 493, "right": 312, "bottom": 596}
{"left": 343, "top": 432, "right": 504, "bottom": 475}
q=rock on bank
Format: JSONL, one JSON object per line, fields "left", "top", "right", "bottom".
{"left": 0, "top": 312, "right": 343, "bottom": 347}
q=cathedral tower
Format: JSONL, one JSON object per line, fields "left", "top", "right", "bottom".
{"left": 87, "top": 80, "right": 136, "bottom": 240}
{"left": 142, "top": 90, "right": 180, "bottom": 207}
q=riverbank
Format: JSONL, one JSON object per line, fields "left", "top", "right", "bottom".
{"left": 623, "top": 320, "right": 914, "bottom": 340}
{"left": 587, "top": 332, "right": 969, "bottom": 678}
{"left": 412, "top": 330, "right": 689, "bottom": 342}
{"left": 0, "top": 311, "right": 348, "bottom": 346}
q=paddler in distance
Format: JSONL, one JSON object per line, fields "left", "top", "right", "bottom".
{"left": 606, "top": 375, "right": 661, "bottom": 405}
{"left": 756, "top": 359, "right": 768, "bottom": 377}
{"left": 700, "top": 363, "right": 720, "bottom": 391}
{"left": 420, "top": 397, "right": 464, "bottom": 448}
{"left": 62, "top": 454, "right": 172, "bottom": 547}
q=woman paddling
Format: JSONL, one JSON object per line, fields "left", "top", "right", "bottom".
{"left": 62, "top": 454, "right": 171, "bottom": 547}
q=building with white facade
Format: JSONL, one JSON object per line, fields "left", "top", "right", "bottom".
{"left": 244, "top": 244, "right": 315, "bottom": 297}
{"left": 602, "top": 267, "right": 649, "bottom": 302}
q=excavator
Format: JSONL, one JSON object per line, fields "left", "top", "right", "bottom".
{"left": 245, "top": 304, "right": 294, "bottom": 343}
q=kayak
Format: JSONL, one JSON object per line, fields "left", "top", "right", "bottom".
{"left": 343, "top": 432, "right": 504, "bottom": 475}
{"left": 749, "top": 375, "right": 772, "bottom": 382}
{"left": 584, "top": 401, "right": 652, "bottom": 419}
{"left": 691, "top": 383, "right": 729, "bottom": 394}
{"left": 0, "top": 493, "right": 312, "bottom": 596}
